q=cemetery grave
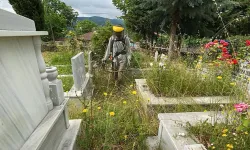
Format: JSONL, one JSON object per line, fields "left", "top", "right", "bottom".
{"left": 2, "top": 2, "right": 250, "bottom": 150}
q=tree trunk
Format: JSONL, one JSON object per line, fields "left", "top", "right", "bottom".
{"left": 168, "top": 11, "right": 179, "bottom": 60}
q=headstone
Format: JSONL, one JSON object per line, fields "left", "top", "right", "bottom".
{"left": 0, "top": 9, "right": 81, "bottom": 150}
{"left": 71, "top": 52, "right": 86, "bottom": 91}
{"left": 67, "top": 51, "right": 94, "bottom": 100}
{"left": 154, "top": 50, "right": 159, "bottom": 62}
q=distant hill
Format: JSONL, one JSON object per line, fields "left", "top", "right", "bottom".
{"left": 77, "top": 16, "right": 124, "bottom": 26}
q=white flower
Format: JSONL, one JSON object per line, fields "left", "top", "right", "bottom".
{"left": 233, "top": 133, "right": 237, "bottom": 136}
{"left": 220, "top": 104, "right": 224, "bottom": 108}
{"left": 149, "top": 63, "right": 153, "bottom": 67}
{"left": 178, "top": 132, "right": 186, "bottom": 136}
{"left": 159, "top": 62, "right": 164, "bottom": 67}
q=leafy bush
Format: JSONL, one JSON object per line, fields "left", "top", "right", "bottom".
{"left": 91, "top": 21, "right": 113, "bottom": 60}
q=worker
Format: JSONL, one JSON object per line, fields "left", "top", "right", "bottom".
{"left": 102, "top": 24, "right": 131, "bottom": 84}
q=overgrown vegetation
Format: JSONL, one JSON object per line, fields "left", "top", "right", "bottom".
{"left": 187, "top": 104, "right": 250, "bottom": 150}
{"left": 69, "top": 69, "right": 158, "bottom": 149}
{"left": 146, "top": 61, "right": 245, "bottom": 97}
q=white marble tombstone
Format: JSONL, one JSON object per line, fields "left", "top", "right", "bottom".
{"left": 0, "top": 9, "right": 81, "bottom": 150}
{"left": 71, "top": 52, "right": 86, "bottom": 91}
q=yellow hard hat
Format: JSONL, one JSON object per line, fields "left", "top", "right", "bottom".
{"left": 113, "top": 25, "right": 124, "bottom": 32}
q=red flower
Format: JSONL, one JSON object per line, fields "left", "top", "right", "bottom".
{"left": 222, "top": 53, "right": 231, "bottom": 59}
{"left": 228, "top": 59, "right": 238, "bottom": 65}
{"left": 214, "top": 39, "right": 218, "bottom": 43}
{"left": 222, "top": 47, "right": 228, "bottom": 53}
{"left": 246, "top": 40, "right": 250, "bottom": 46}
{"left": 223, "top": 42, "right": 229, "bottom": 47}
{"left": 232, "top": 59, "right": 238, "bottom": 64}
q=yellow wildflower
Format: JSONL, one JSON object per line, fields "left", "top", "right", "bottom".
{"left": 109, "top": 112, "right": 115, "bottom": 116}
{"left": 123, "top": 101, "right": 127, "bottom": 104}
{"left": 222, "top": 129, "right": 228, "bottom": 133}
{"left": 132, "top": 91, "right": 137, "bottom": 95}
{"left": 103, "top": 92, "right": 108, "bottom": 96}
{"left": 230, "top": 82, "right": 236, "bottom": 86}
{"left": 226, "top": 144, "right": 233, "bottom": 149}
{"left": 217, "top": 76, "right": 222, "bottom": 80}
{"left": 212, "top": 146, "right": 216, "bottom": 149}
{"left": 136, "top": 99, "right": 139, "bottom": 102}
{"left": 222, "top": 134, "right": 227, "bottom": 137}
{"left": 248, "top": 78, "right": 250, "bottom": 81}
{"left": 124, "top": 135, "right": 128, "bottom": 140}
{"left": 227, "top": 149, "right": 231, "bottom": 150}
{"left": 208, "top": 63, "right": 213, "bottom": 66}
{"left": 199, "top": 56, "right": 202, "bottom": 60}
{"left": 245, "top": 131, "right": 248, "bottom": 135}
{"left": 82, "top": 109, "right": 88, "bottom": 113}
{"left": 130, "top": 84, "right": 133, "bottom": 87}
{"left": 97, "top": 107, "right": 101, "bottom": 110}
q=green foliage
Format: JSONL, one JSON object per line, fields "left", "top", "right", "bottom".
{"left": 130, "top": 51, "right": 153, "bottom": 68}
{"left": 182, "top": 36, "right": 210, "bottom": 47}
{"left": 9, "top": 0, "right": 45, "bottom": 31}
{"left": 187, "top": 110, "right": 250, "bottom": 149}
{"left": 91, "top": 21, "right": 113, "bottom": 60}
{"left": 43, "top": 50, "right": 80, "bottom": 66}
{"left": 58, "top": 76, "right": 74, "bottom": 92}
{"left": 146, "top": 61, "right": 245, "bottom": 97}
{"left": 56, "top": 66, "right": 72, "bottom": 75}
{"left": 43, "top": 0, "right": 78, "bottom": 41}
{"left": 75, "top": 20, "right": 97, "bottom": 35}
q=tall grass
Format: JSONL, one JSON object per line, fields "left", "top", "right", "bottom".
{"left": 69, "top": 69, "right": 158, "bottom": 149}
{"left": 146, "top": 61, "right": 246, "bottom": 97}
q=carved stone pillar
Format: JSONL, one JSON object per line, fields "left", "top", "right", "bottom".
{"left": 33, "top": 36, "right": 53, "bottom": 110}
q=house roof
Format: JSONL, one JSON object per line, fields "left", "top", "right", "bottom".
{"left": 78, "top": 32, "right": 94, "bottom": 41}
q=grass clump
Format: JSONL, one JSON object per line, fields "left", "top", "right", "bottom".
{"left": 56, "top": 66, "right": 72, "bottom": 75}
{"left": 146, "top": 61, "right": 245, "bottom": 97}
{"left": 58, "top": 76, "right": 74, "bottom": 92}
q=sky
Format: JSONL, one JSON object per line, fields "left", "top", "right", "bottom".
{"left": 0, "top": 0, "right": 122, "bottom": 19}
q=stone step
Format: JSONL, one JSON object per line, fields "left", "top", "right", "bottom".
{"left": 57, "top": 119, "right": 82, "bottom": 150}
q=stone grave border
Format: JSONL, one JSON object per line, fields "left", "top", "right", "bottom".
{"left": 135, "top": 79, "right": 232, "bottom": 111}
{"left": 147, "top": 111, "right": 224, "bottom": 150}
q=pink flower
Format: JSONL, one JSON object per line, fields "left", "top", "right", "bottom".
{"left": 234, "top": 103, "right": 249, "bottom": 112}
{"left": 220, "top": 40, "right": 226, "bottom": 44}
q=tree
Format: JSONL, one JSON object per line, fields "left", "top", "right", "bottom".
{"left": 8, "top": 0, "right": 45, "bottom": 31}
{"left": 44, "top": 0, "right": 78, "bottom": 28}
{"left": 43, "top": 0, "right": 79, "bottom": 41}
{"left": 75, "top": 20, "right": 97, "bottom": 35}
{"left": 91, "top": 21, "right": 113, "bottom": 60}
